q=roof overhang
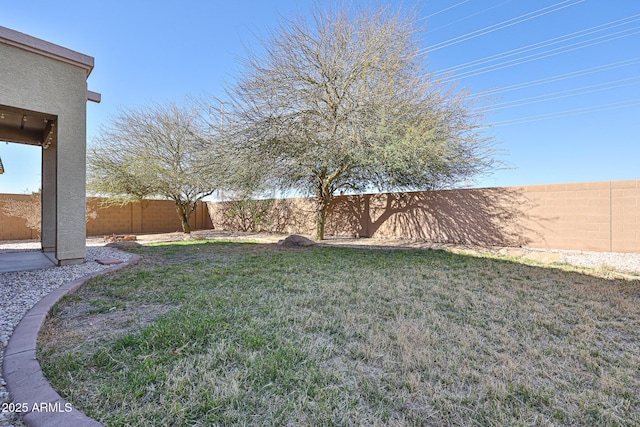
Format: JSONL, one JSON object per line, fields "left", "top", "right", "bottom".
{"left": 0, "top": 105, "right": 57, "bottom": 147}
{"left": 0, "top": 26, "right": 100, "bottom": 103}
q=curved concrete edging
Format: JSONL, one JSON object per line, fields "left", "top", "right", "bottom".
{"left": 2, "top": 253, "right": 142, "bottom": 427}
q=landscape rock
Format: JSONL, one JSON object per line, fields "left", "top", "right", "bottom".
{"left": 105, "top": 241, "right": 142, "bottom": 249}
{"left": 103, "top": 234, "right": 137, "bottom": 243}
{"left": 277, "top": 234, "right": 316, "bottom": 247}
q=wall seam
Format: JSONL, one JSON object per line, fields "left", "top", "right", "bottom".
{"left": 610, "top": 181, "right": 613, "bottom": 252}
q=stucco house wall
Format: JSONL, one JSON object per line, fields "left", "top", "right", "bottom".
{"left": 0, "top": 27, "right": 96, "bottom": 264}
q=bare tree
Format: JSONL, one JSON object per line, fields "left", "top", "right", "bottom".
{"left": 88, "top": 101, "right": 222, "bottom": 234}
{"left": 227, "top": 3, "right": 497, "bottom": 239}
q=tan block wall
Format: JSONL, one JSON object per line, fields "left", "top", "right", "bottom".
{"left": 2, "top": 180, "right": 639, "bottom": 253}
{"left": 205, "top": 180, "right": 640, "bottom": 254}
{"left": 86, "top": 199, "right": 138, "bottom": 236}
{"left": 89, "top": 199, "right": 212, "bottom": 236}
{"left": 1, "top": 195, "right": 212, "bottom": 239}
{"left": 518, "top": 182, "right": 613, "bottom": 252}
{"left": 346, "top": 187, "right": 532, "bottom": 247}
{"left": 611, "top": 181, "right": 640, "bottom": 253}
{"left": 0, "top": 194, "right": 39, "bottom": 240}
{"left": 207, "top": 198, "right": 317, "bottom": 235}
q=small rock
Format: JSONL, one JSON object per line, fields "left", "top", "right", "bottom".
{"left": 277, "top": 235, "right": 316, "bottom": 247}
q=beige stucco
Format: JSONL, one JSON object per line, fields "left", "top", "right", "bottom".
{"left": 0, "top": 26, "right": 98, "bottom": 265}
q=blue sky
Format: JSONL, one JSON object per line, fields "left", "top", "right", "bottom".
{"left": 0, "top": 0, "right": 638, "bottom": 194}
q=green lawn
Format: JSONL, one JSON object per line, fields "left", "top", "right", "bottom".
{"left": 39, "top": 241, "right": 640, "bottom": 426}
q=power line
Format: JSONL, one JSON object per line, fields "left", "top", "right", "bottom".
{"left": 489, "top": 99, "right": 640, "bottom": 127}
{"left": 440, "top": 26, "right": 640, "bottom": 83}
{"left": 480, "top": 58, "right": 640, "bottom": 96}
{"left": 424, "top": 0, "right": 514, "bottom": 34}
{"left": 418, "top": 2, "right": 640, "bottom": 128}
{"left": 421, "top": 0, "right": 584, "bottom": 54}
{"left": 482, "top": 76, "right": 640, "bottom": 112}
{"left": 420, "top": 0, "right": 469, "bottom": 21}
{"left": 433, "top": 14, "right": 640, "bottom": 77}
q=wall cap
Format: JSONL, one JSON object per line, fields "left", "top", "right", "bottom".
{"left": 0, "top": 26, "right": 94, "bottom": 78}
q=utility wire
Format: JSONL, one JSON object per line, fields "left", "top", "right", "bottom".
{"left": 420, "top": 0, "right": 469, "bottom": 20}
{"left": 482, "top": 77, "right": 640, "bottom": 112}
{"left": 490, "top": 99, "right": 640, "bottom": 127}
{"left": 418, "top": 2, "right": 640, "bottom": 127}
{"left": 481, "top": 58, "right": 640, "bottom": 96}
{"left": 424, "top": 0, "right": 514, "bottom": 34}
{"left": 421, "top": 0, "right": 584, "bottom": 54}
{"left": 441, "top": 27, "right": 640, "bottom": 83}
{"left": 433, "top": 14, "right": 640, "bottom": 77}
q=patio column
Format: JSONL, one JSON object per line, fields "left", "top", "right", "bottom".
{"left": 55, "top": 99, "right": 88, "bottom": 264}
{"left": 41, "top": 143, "right": 56, "bottom": 253}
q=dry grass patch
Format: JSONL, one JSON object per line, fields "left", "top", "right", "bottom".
{"left": 38, "top": 241, "right": 640, "bottom": 426}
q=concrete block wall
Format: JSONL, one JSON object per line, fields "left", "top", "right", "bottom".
{"left": 519, "top": 182, "right": 612, "bottom": 252}
{"left": 90, "top": 199, "right": 212, "bottom": 236}
{"left": 140, "top": 200, "right": 183, "bottom": 234}
{"left": 612, "top": 181, "right": 640, "bottom": 253}
{"left": 1, "top": 195, "right": 212, "bottom": 239}
{"left": 86, "top": 199, "right": 139, "bottom": 236}
{"left": 0, "top": 194, "right": 38, "bottom": 240}
{"left": 1, "top": 180, "right": 639, "bottom": 253}
{"left": 206, "top": 197, "right": 315, "bottom": 235}
{"left": 509, "top": 181, "right": 638, "bottom": 253}
{"left": 205, "top": 180, "right": 640, "bottom": 253}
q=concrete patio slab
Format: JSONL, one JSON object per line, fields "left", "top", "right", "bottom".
{"left": 0, "top": 251, "right": 56, "bottom": 273}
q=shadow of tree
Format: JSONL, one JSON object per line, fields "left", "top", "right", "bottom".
{"left": 328, "top": 188, "right": 548, "bottom": 247}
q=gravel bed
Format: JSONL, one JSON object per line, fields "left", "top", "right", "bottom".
{"left": 510, "top": 247, "right": 640, "bottom": 275}
{"left": 0, "top": 245, "right": 132, "bottom": 427}
{"left": 555, "top": 249, "right": 640, "bottom": 274}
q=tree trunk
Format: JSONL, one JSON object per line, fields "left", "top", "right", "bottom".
{"left": 175, "top": 202, "right": 194, "bottom": 234}
{"left": 316, "top": 200, "right": 328, "bottom": 240}
{"left": 315, "top": 179, "right": 332, "bottom": 240}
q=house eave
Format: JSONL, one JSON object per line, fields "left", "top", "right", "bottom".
{"left": 0, "top": 26, "right": 94, "bottom": 78}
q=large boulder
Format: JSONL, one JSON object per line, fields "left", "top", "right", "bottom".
{"left": 277, "top": 234, "right": 316, "bottom": 247}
